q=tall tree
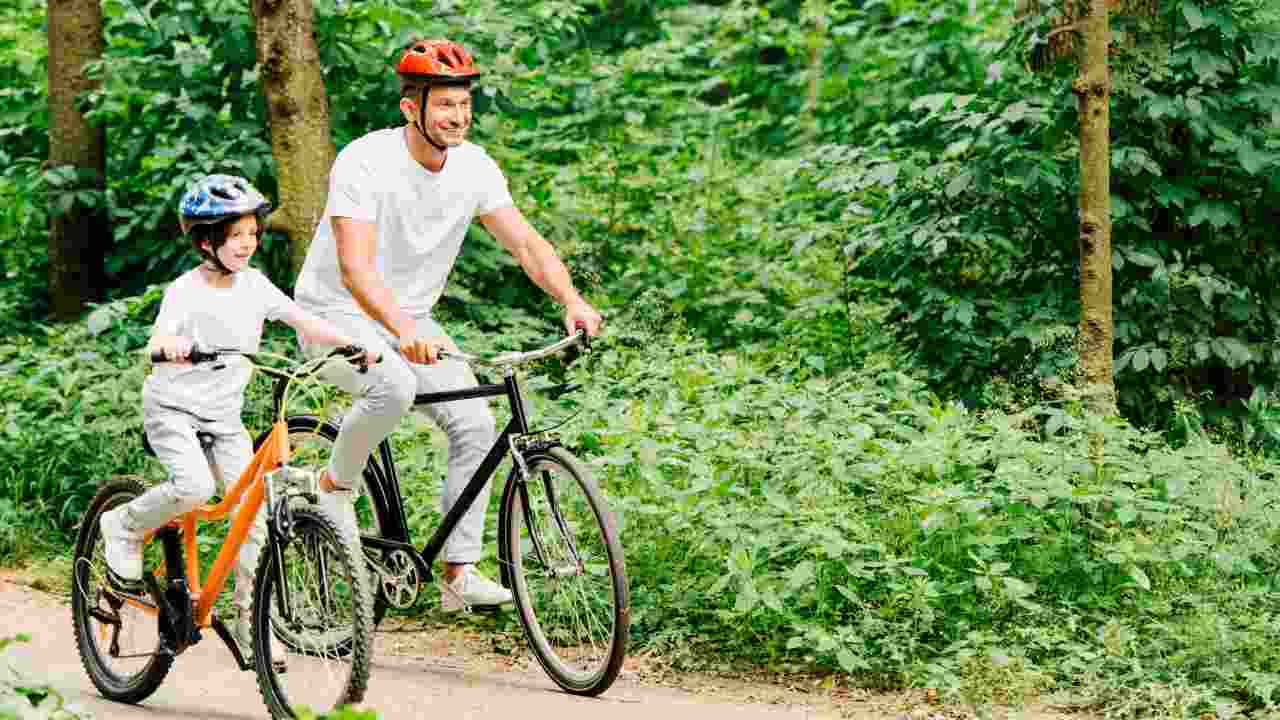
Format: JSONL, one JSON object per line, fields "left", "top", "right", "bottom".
{"left": 251, "top": 0, "right": 334, "bottom": 278}
{"left": 47, "top": 0, "right": 105, "bottom": 320}
{"left": 1074, "top": 0, "right": 1116, "bottom": 414}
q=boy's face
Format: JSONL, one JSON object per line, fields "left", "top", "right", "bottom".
{"left": 203, "top": 215, "right": 259, "bottom": 273}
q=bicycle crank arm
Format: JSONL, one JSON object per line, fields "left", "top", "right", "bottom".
{"left": 211, "top": 617, "right": 254, "bottom": 672}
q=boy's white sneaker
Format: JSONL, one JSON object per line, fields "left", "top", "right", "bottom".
{"left": 99, "top": 506, "right": 143, "bottom": 590}
{"left": 439, "top": 566, "right": 512, "bottom": 613}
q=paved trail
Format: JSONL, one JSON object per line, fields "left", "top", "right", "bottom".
{"left": 0, "top": 579, "right": 837, "bottom": 720}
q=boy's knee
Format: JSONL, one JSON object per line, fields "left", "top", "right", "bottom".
{"left": 171, "top": 476, "right": 216, "bottom": 514}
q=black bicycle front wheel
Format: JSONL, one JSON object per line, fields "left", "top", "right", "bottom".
{"left": 252, "top": 506, "right": 374, "bottom": 719}
{"left": 70, "top": 477, "right": 174, "bottom": 704}
{"left": 499, "top": 447, "right": 629, "bottom": 696}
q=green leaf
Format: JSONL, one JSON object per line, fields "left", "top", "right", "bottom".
{"left": 1132, "top": 348, "right": 1150, "bottom": 372}
{"left": 868, "top": 162, "right": 900, "bottom": 187}
{"left": 836, "top": 647, "right": 863, "bottom": 673}
{"left": 1128, "top": 250, "right": 1162, "bottom": 268}
{"left": 1150, "top": 348, "right": 1168, "bottom": 372}
{"left": 1238, "top": 142, "right": 1271, "bottom": 175}
{"left": 1182, "top": 0, "right": 1205, "bottom": 30}
{"left": 788, "top": 560, "right": 816, "bottom": 590}
{"left": 1003, "top": 576, "right": 1034, "bottom": 599}
{"left": 945, "top": 171, "right": 973, "bottom": 198}
{"left": 1193, "top": 340, "right": 1211, "bottom": 363}
{"left": 1129, "top": 564, "right": 1151, "bottom": 591}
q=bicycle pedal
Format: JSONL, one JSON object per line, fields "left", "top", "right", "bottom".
{"left": 104, "top": 568, "right": 146, "bottom": 597}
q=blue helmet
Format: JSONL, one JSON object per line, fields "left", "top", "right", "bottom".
{"left": 178, "top": 174, "right": 272, "bottom": 234}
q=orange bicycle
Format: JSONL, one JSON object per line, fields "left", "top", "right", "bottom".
{"left": 70, "top": 346, "right": 375, "bottom": 719}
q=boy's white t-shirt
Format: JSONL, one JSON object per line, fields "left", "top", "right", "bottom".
{"left": 144, "top": 266, "right": 291, "bottom": 419}
{"left": 295, "top": 127, "right": 514, "bottom": 317}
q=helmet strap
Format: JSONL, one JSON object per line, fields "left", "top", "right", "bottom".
{"left": 414, "top": 85, "right": 450, "bottom": 155}
{"left": 200, "top": 246, "right": 234, "bottom": 275}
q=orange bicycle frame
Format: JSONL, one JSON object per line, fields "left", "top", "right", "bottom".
{"left": 139, "top": 420, "right": 290, "bottom": 626}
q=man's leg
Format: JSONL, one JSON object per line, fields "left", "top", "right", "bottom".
{"left": 300, "top": 313, "right": 417, "bottom": 529}
{"left": 408, "top": 317, "right": 505, "bottom": 610}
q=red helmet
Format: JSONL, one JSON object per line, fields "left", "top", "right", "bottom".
{"left": 397, "top": 38, "right": 481, "bottom": 80}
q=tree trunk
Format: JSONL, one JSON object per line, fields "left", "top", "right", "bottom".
{"left": 47, "top": 0, "right": 105, "bottom": 320}
{"left": 1073, "top": 0, "right": 1116, "bottom": 415}
{"left": 251, "top": 0, "right": 334, "bottom": 279}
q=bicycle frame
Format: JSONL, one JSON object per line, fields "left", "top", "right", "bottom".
{"left": 354, "top": 372, "right": 534, "bottom": 579}
{"left": 134, "top": 421, "right": 291, "bottom": 627}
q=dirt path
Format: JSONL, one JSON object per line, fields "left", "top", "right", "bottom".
{"left": 0, "top": 576, "right": 851, "bottom": 720}
{"left": 0, "top": 571, "right": 1086, "bottom": 720}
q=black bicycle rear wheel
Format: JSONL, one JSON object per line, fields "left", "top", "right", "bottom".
{"left": 499, "top": 447, "right": 628, "bottom": 695}
{"left": 71, "top": 478, "right": 174, "bottom": 704}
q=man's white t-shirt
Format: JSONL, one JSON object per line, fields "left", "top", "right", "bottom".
{"left": 144, "top": 267, "right": 291, "bottom": 418}
{"left": 295, "top": 127, "right": 514, "bottom": 317}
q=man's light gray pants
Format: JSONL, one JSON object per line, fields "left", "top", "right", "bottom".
{"left": 305, "top": 313, "right": 496, "bottom": 564}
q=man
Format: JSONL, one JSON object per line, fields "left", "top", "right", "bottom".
{"left": 294, "top": 38, "right": 603, "bottom": 612}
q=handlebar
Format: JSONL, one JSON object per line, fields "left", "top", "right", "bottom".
{"left": 437, "top": 330, "right": 589, "bottom": 369}
{"left": 149, "top": 346, "right": 221, "bottom": 364}
{"left": 148, "top": 344, "right": 375, "bottom": 373}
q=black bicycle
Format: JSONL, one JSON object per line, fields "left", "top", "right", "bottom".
{"left": 256, "top": 330, "right": 629, "bottom": 696}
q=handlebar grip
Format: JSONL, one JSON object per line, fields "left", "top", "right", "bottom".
{"left": 149, "top": 345, "right": 219, "bottom": 363}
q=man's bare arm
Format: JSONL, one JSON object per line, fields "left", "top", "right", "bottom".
{"left": 333, "top": 216, "right": 414, "bottom": 339}
{"left": 479, "top": 206, "right": 602, "bottom": 335}
{"left": 333, "top": 217, "right": 447, "bottom": 363}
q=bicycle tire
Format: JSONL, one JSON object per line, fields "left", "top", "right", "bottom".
{"left": 71, "top": 477, "right": 174, "bottom": 704}
{"left": 499, "top": 447, "right": 629, "bottom": 696}
{"left": 258, "top": 416, "right": 399, "bottom": 627}
{"left": 252, "top": 506, "right": 374, "bottom": 719}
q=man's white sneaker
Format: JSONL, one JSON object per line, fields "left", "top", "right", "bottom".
{"left": 316, "top": 487, "right": 359, "bottom": 542}
{"left": 439, "top": 566, "right": 512, "bottom": 613}
{"left": 99, "top": 506, "right": 143, "bottom": 591}
{"left": 234, "top": 612, "right": 287, "bottom": 673}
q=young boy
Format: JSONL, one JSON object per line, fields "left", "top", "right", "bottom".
{"left": 99, "top": 174, "right": 372, "bottom": 665}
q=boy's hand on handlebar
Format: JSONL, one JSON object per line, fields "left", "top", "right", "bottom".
{"left": 152, "top": 336, "right": 194, "bottom": 363}
{"left": 563, "top": 301, "right": 603, "bottom": 338}
{"left": 334, "top": 343, "right": 381, "bottom": 373}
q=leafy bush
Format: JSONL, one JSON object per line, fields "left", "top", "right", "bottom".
{"left": 559, "top": 324, "right": 1280, "bottom": 710}
{"left": 835, "top": 0, "right": 1280, "bottom": 429}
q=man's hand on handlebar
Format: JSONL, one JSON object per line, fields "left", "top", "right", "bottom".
{"left": 563, "top": 301, "right": 603, "bottom": 338}
{"left": 398, "top": 330, "right": 451, "bottom": 366}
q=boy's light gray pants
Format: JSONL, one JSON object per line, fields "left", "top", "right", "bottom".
{"left": 120, "top": 401, "right": 264, "bottom": 614}
{"left": 304, "top": 312, "right": 496, "bottom": 564}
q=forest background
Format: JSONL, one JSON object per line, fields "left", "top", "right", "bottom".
{"left": 3, "top": 0, "right": 1280, "bottom": 715}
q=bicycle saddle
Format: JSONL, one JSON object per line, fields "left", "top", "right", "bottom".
{"left": 142, "top": 431, "right": 217, "bottom": 457}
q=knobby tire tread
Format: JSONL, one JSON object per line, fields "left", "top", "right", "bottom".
{"left": 71, "top": 477, "right": 174, "bottom": 704}
{"left": 251, "top": 506, "right": 374, "bottom": 719}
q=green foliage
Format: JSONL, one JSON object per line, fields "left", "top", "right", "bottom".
{"left": 0, "top": 635, "right": 90, "bottom": 719}
{"left": 563, "top": 324, "right": 1280, "bottom": 710}
{"left": 8, "top": 0, "right": 1280, "bottom": 711}
{"left": 828, "top": 0, "right": 1280, "bottom": 429}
